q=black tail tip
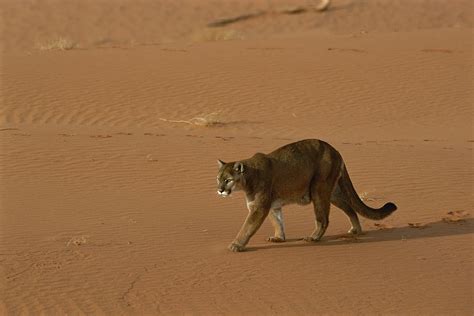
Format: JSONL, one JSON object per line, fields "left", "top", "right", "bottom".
{"left": 383, "top": 202, "right": 397, "bottom": 213}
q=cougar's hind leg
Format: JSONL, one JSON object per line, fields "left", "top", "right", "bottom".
{"left": 331, "top": 181, "right": 362, "bottom": 235}
{"left": 304, "top": 187, "right": 331, "bottom": 242}
{"left": 305, "top": 151, "right": 344, "bottom": 242}
{"left": 267, "top": 208, "right": 286, "bottom": 242}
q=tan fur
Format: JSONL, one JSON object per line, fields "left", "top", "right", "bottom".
{"left": 217, "top": 139, "right": 397, "bottom": 252}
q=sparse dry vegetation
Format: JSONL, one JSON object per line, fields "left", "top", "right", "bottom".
{"left": 192, "top": 29, "right": 245, "bottom": 42}
{"left": 37, "top": 37, "right": 77, "bottom": 51}
{"left": 159, "top": 112, "right": 225, "bottom": 127}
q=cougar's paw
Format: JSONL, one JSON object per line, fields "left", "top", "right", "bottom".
{"left": 348, "top": 227, "right": 362, "bottom": 235}
{"left": 303, "top": 236, "right": 320, "bottom": 242}
{"left": 267, "top": 236, "right": 285, "bottom": 243}
{"left": 228, "top": 243, "right": 245, "bottom": 252}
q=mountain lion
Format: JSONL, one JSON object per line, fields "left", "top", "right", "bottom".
{"left": 216, "top": 139, "right": 397, "bottom": 252}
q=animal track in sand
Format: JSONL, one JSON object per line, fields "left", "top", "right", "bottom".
{"left": 421, "top": 49, "right": 453, "bottom": 53}
{"left": 33, "top": 260, "right": 62, "bottom": 271}
{"left": 120, "top": 274, "right": 142, "bottom": 307}
{"left": 341, "top": 142, "right": 362, "bottom": 145}
{"left": 66, "top": 235, "right": 90, "bottom": 247}
{"left": 161, "top": 48, "right": 188, "bottom": 53}
{"left": 328, "top": 47, "right": 366, "bottom": 53}
{"left": 6, "top": 266, "right": 33, "bottom": 281}
{"left": 146, "top": 154, "right": 158, "bottom": 162}
{"left": 90, "top": 135, "right": 112, "bottom": 138}
{"left": 120, "top": 215, "right": 137, "bottom": 224}
{"left": 215, "top": 136, "right": 234, "bottom": 141}
{"left": 144, "top": 132, "right": 166, "bottom": 136}
{"left": 442, "top": 210, "right": 470, "bottom": 223}
{"left": 0, "top": 128, "right": 19, "bottom": 131}
{"left": 246, "top": 47, "right": 284, "bottom": 51}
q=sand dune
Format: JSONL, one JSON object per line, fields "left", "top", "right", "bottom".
{"left": 1, "top": 0, "right": 473, "bottom": 314}
{"left": 1, "top": 0, "right": 472, "bottom": 52}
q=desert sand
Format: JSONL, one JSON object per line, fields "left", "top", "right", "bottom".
{"left": 1, "top": 0, "right": 473, "bottom": 314}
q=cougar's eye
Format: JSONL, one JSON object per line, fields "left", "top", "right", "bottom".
{"left": 225, "top": 179, "right": 232, "bottom": 183}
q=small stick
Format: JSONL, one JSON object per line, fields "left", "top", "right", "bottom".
{"left": 158, "top": 118, "right": 194, "bottom": 125}
{"left": 207, "top": 0, "right": 331, "bottom": 27}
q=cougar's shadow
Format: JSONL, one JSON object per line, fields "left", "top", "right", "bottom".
{"left": 249, "top": 218, "right": 473, "bottom": 251}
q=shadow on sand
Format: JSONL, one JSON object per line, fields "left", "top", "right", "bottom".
{"left": 248, "top": 218, "right": 474, "bottom": 251}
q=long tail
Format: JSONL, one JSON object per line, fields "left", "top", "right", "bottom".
{"left": 339, "top": 164, "right": 397, "bottom": 220}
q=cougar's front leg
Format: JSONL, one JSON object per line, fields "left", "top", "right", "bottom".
{"left": 267, "top": 208, "right": 286, "bottom": 242}
{"left": 229, "top": 201, "right": 270, "bottom": 252}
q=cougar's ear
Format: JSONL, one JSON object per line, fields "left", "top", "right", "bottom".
{"left": 217, "top": 159, "right": 225, "bottom": 168}
{"left": 233, "top": 162, "right": 244, "bottom": 173}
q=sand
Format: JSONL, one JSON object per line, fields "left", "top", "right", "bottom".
{"left": 1, "top": 0, "right": 473, "bottom": 314}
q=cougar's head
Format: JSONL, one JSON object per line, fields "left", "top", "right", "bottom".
{"left": 216, "top": 159, "right": 245, "bottom": 197}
